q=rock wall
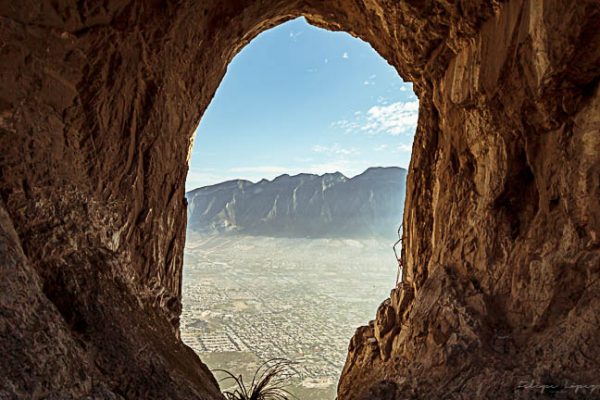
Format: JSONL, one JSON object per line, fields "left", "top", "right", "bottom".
{"left": 0, "top": 1, "right": 598, "bottom": 399}
{"left": 338, "top": 1, "right": 600, "bottom": 398}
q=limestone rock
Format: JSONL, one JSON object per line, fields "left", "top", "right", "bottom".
{"left": 0, "top": 0, "right": 598, "bottom": 399}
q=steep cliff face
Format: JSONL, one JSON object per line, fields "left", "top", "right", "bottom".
{"left": 0, "top": 1, "right": 598, "bottom": 399}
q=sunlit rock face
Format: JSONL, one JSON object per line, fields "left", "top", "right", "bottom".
{"left": 0, "top": 1, "right": 598, "bottom": 399}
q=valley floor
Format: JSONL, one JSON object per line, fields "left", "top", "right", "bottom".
{"left": 181, "top": 233, "right": 398, "bottom": 399}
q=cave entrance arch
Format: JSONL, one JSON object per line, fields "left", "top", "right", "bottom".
{"left": 181, "top": 17, "right": 414, "bottom": 399}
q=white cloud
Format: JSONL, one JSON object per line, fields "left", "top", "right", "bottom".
{"left": 363, "top": 100, "right": 419, "bottom": 136}
{"left": 374, "top": 144, "right": 389, "bottom": 151}
{"left": 331, "top": 100, "right": 419, "bottom": 136}
{"left": 313, "top": 143, "right": 360, "bottom": 156}
{"left": 342, "top": 52, "right": 349, "bottom": 59}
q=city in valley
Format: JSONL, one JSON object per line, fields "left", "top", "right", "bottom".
{"left": 181, "top": 232, "right": 398, "bottom": 399}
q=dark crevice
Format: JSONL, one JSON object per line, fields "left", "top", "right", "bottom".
{"left": 42, "top": 271, "right": 89, "bottom": 335}
{"left": 493, "top": 147, "right": 539, "bottom": 240}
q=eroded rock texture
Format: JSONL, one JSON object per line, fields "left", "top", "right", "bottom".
{"left": 0, "top": 1, "right": 598, "bottom": 399}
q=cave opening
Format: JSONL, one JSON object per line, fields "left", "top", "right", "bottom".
{"left": 181, "top": 17, "right": 416, "bottom": 399}
{"left": 3, "top": 2, "right": 598, "bottom": 399}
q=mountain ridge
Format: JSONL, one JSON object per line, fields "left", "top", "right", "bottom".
{"left": 186, "top": 167, "right": 406, "bottom": 239}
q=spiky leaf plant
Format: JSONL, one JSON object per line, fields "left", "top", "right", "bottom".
{"left": 217, "top": 358, "right": 298, "bottom": 400}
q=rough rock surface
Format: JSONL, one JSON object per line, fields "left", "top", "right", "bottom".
{"left": 0, "top": 1, "right": 598, "bottom": 399}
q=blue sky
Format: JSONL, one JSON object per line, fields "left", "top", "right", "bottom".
{"left": 187, "top": 17, "right": 417, "bottom": 190}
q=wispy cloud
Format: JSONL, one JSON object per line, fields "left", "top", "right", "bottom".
{"left": 363, "top": 100, "right": 418, "bottom": 135}
{"left": 332, "top": 100, "right": 418, "bottom": 136}
{"left": 313, "top": 143, "right": 360, "bottom": 156}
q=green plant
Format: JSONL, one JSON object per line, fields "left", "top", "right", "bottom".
{"left": 217, "top": 358, "right": 298, "bottom": 400}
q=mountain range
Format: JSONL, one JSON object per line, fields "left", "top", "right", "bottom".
{"left": 186, "top": 167, "right": 406, "bottom": 239}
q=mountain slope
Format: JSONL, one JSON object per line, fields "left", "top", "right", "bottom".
{"left": 186, "top": 167, "right": 406, "bottom": 239}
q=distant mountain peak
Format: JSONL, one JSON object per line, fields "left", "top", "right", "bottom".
{"left": 322, "top": 171, "right": 347, "bottom": 179}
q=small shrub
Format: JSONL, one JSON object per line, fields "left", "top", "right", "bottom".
{"left": 217, "top": 358, "right": 297, "bottom": 400}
